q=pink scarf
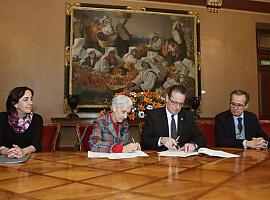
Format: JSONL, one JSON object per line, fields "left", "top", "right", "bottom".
{"left": 8, "top": 112, "right": 33, "bottom": 133}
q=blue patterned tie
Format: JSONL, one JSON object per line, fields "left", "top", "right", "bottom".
{"left": 237, "top": 117, "right": 243, "bottom": 134}
{"left": 171, "top": 115, "right": 177, "bottom": 139}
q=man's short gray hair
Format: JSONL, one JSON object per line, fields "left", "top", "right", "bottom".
{"left": 112, "top": 95, "right": 133, "bottom": 107}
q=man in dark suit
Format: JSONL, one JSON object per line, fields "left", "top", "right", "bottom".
{"left": 141, "top": 85, "right": 206, "bottom": 152}
{"left": 215, "top": 90, "right": 269, "bottom": 149}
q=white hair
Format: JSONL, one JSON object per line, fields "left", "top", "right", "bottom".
{"left": 112, "top": 95, "right": 133, "bottom": 108}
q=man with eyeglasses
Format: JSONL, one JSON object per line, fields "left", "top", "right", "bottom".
{"left": 215, "top": 90, "right": 269, "bottom": 149}
{"left": 141, "top": 85, "right": 206, "bottom": 152}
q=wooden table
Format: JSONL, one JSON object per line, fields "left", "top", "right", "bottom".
{"left": 0, "top": 148, "right": 269, "bottom": 199}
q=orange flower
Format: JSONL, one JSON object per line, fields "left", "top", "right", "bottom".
{"left": 145, "top": 91, "right": 154, "bottom": 98}
{"left": 122, "top": 89, "right": 131, "bottom": 94}
{"left": 130, "top": 97, "right": 136, "bottom": 103}
{"left": 128, "top": 112, "right": 135, "bottom": 120}
{"left": 138, "top": 103, "right": 145, "bottom": 110}
{"left": 143, "top": 97, "right": 152, "bottom": 103}
{"left": 114, "top": 91, "right": 165, "bottom": 120}
{"left": 136, "top": 93, "right": 143, "bottom": 98}
{"left": 153, "top": 102, "right": 163, "bottom": 108}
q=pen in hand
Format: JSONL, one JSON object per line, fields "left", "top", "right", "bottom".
{"left": 174, "top": 136, "right": 180, "bottom": 149}
{"left": 132, "top": 137, "right": 141, "bottom": 151}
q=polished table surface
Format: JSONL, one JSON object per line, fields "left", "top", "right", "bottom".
{"left": 0, "top": 148, "right": 269, "bottom": 199}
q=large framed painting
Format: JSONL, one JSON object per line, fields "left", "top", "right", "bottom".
{"left": 65, "top": 2, "right": 201, "bottom": 111}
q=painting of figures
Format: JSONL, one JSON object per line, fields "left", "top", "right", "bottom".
{"left": 65, "top": 3, "right": 200, "bottom": 109}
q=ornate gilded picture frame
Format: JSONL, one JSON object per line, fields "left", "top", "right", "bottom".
{"left": 65, "top": 2, "right": 201, "bottom": 111}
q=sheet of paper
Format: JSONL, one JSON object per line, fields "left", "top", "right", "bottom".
{"left": 198, "top": 148, "right": 240, "bottom": 158}
{"left": 87, "top": 150, "right": 149, "bottom": 159}
{"left": 158, "top": 150, "right": 199, "bottom": 157}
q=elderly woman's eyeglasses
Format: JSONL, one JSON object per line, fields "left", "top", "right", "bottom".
{"left": 230, "top": 102, "right": 245, "bottom": 109}
{"left": 169, "top": 98, "right": 184, "bottom": 107}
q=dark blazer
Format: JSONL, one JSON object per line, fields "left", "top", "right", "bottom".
{"left": 215, "top": 110, "right": 270, "bottom": 148}
{"left": 141, "top": 107, "right": 206, "bottom": 150}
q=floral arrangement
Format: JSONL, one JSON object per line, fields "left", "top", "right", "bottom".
{"left": 115, "top": 89, "right": 165, "bottom": 120}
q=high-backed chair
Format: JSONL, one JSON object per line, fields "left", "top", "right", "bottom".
{"left": 260, "top": 120, "right": 270, "bottom": 137}
{"left": 75, "top": 123, "right": 94, "bottom": 151}
{"left": 197, "top": 121, "right": 215, "bottom": 148}
{"left": 41, "top": 123, "right": 60, "bottom": 151}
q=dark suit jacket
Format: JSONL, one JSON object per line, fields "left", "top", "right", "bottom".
{"left": 141, "top": 107, "right": 206, "bottom": 150}
{"left": 215, "top": 110, "right": 270, "bottom": 148}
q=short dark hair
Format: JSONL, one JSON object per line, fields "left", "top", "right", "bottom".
{"left": 167, "top": 85, "right": 187, "bottom": 98}
{"left": 230, "top": 90, "right": 250, "bottom": 105}
{"left": 6, "top": 86, "right": 34, "bottom": 115}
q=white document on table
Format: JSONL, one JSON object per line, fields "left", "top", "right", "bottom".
{"left": 198, "top": 148, "right": 240, "bottom": 158}
{"left": 88, "top": 150, "right": 149, "bottom": 159}
{"left": 158, "top": 148, "right": 240, "bottom": 158}
{"left": 158, "top": 150, "right": 199, "bottom": 157}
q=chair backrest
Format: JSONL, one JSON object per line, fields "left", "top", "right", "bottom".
{"left": 76, "top": 123, "right": 94, "bottom": 151}
{"left": 260, "top": 120, "right": 270, "bottom": 137}
{"left": 197, "top": 122, "right": 215, "bottom": 148}
{"left": 41, "top": 123, "right": 60, "bottom": 151}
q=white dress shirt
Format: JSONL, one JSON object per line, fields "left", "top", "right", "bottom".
{"left": 158, "top": 108, "right": 178, "bottom": 146}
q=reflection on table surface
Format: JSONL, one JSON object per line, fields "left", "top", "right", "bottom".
{"left": 0, "top": 148, "right": 269, "bottom": 199}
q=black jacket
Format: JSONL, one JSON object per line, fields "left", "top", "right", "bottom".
{"left": 0, "top": 112, "right": 43, "bottom": 151}
{"left": 141, "top": 107, "right": 206, "bottom": 150}
{"left": 215, "top": 110, "right": 270, "bottom": 148}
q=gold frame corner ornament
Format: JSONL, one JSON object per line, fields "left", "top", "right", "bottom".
{"left": 188, "top": 11, "right": 200, "bottom": 24}
{"left": 66, "top": 2, "right": 81, "bottom": 15}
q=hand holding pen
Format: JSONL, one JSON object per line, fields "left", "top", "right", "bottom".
{"left": 174, "top": 136, "right": 180, "bottom": 149}
{"left": 123, "top": 137, "right": 141, "bottom": 152}
{"left": 161, "top": 136, "right": 179, "bottom": 150}
{"left": 132, "top": 137, "right": 141, "bottom": 151}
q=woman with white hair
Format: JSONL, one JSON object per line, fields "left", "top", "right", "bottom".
{"left": 89, "top": 95, "right": 141, "bottom": 153}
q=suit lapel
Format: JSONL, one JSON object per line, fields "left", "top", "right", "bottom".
{"left": 106, "top": 113, "right": 118, "bottom": 138}
{"left": 161, "top": 109, "right": 169, "bottom": 135}
{"left": 108, "top": 123, "right": 118, "bottom": 138}
{"left": 228, "top": 111, "right": 236, "bottom": 138}
{"left": 177, "top": 111, "right": 184, "bottom": 137}
{"left": 243, "top": 112, "right": 250, "bottom": 138}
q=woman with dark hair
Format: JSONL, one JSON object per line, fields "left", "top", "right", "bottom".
{"left": 0, "top": 86, "right": 43, "bottom": 158}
